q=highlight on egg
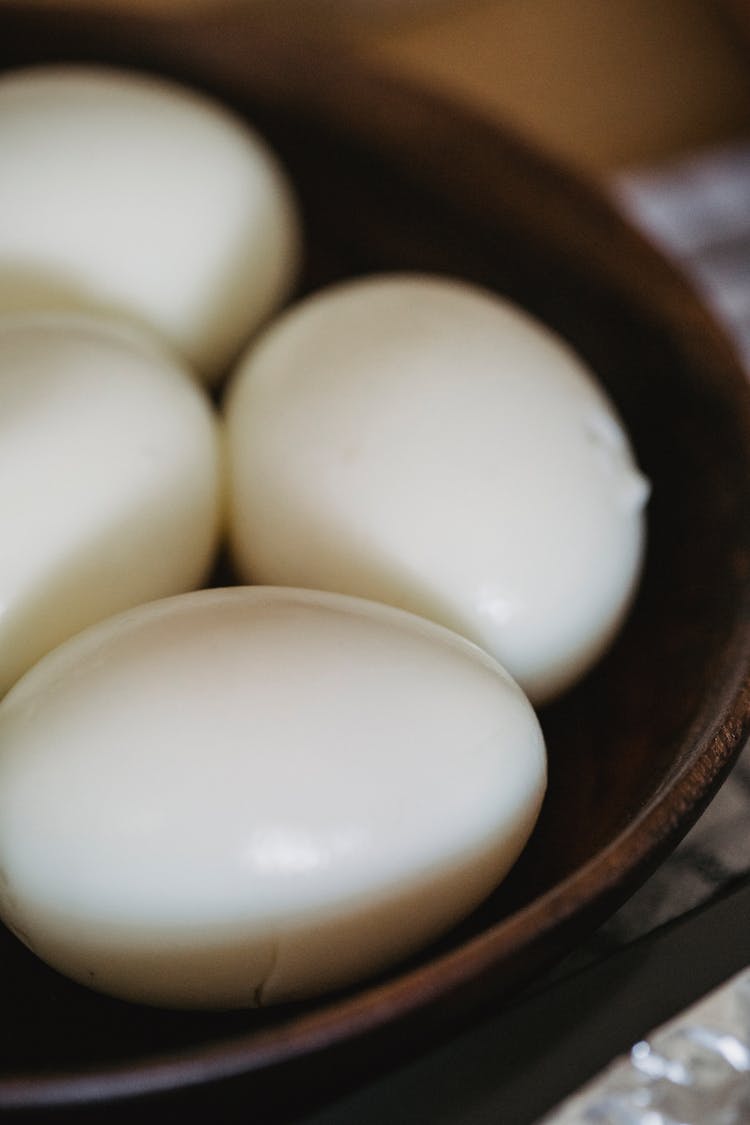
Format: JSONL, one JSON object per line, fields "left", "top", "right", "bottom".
{"left": 224, "top": 273, "right": 650, "bottom": 704}
{"left": 0, "top": 587, "right": 546, "bottom": 1009}
{"left": 0, "top": 64, "right": 302, "bottom": 382}
{"left": 0, "top": 313, "right": 222, "bottom": 697}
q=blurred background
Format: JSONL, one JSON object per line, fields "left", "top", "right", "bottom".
{"left": 20, "top": 0, "right": 750, "bottom": 356}
{"left": 18, "top": 0, "right": 750, "bottom": 172}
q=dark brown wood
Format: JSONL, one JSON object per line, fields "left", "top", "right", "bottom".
{"left": 1, "top": 4, "right": 749, "bottom": 1117}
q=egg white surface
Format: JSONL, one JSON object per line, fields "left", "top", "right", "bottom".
{"left": 0, "top": 587, "right": 546, "bottom": 1008}
{"left": 0, "top": 314, "right": 222, "bottom": 695}
{"left": 225, "top": 274, "right": 649, "bottom": 703}
{"left": 0, "top": 65, "right": 301, "bottom": 381}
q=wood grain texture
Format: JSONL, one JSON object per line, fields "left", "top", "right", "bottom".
{"left": 0, "top": 5, "right": 749, "bottom": 1118}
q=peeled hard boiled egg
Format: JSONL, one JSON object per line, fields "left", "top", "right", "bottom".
{"left": 225, "top": 274, "right": 649, "bottom": 704}
{"left": 0, "top": 586, "right": 546, "bottom": 1009}
{"left": 0, "top": 314, "right": 222, "bottom": 696}
{"left": 0, "top": 65, "right": 301, "bottom": 382}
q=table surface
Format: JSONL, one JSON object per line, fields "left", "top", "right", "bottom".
{"left": 296, "top": 874, "right": 750, "bottom": 1125}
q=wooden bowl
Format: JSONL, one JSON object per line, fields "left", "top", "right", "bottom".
{"left": 1, "top": 5, "right": 749, "bottom": 1119}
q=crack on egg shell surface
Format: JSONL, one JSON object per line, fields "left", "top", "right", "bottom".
{"left": 0, "top": 587, "right": 546, "bottom": 1009}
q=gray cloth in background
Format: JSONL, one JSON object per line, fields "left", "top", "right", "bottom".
{"left": 570, "top": 145, "right": 750, "bottom": 958}
{"left": 615, "top": 144, "right": 750, "bottom": 367}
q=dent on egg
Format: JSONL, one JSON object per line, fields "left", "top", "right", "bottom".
{"left": 224, "top": 273, "right": 649, "bottom": 704}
